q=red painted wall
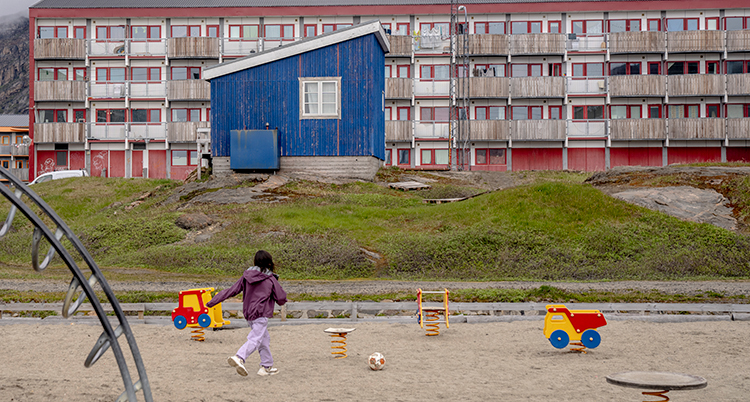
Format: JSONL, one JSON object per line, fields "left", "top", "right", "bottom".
{"left": 90, "top": 150, "right": 109, "bottom": 177}
{"left": 567, "top": 147, "right": 605, "bottom": 171}
{"left": 471, "top": 165, "right": 508, "bottom": 172}
{"left": 727, "top": 147, "right": 750, "bottom": 162}
{"left": 109, "top": 151, "right": 125, "bottom": 178}
{"left": 610, "top": 147, "right": 663, "bottom": 168}
{"left": 149, "top": 150, "right": 167, "bottom": 179}
{"left": 36, "top": 151, "right": 57, "bottom": 175}
{"left": 171, "top": 166, "right": 195, "bottom": 181}
{"left": 667, "top": 147, "right": 721, "bottom": 165}
{"left": 69, "top": 151, "right": 85, "bottom": 170}
{"left": 511, "top": 148, "right": 563, "bottom": 171}
{"left": 132, "top": 150, "right": 143, "bottom": 177}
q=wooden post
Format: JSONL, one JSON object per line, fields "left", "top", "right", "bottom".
{"left": 351, "top": 302, "right": 357, "bottom": 321}
{"left": 281, "top": 304, "right": 287, "bottom": 322}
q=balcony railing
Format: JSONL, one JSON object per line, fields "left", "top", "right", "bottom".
{"left": 568, "top": 120, "right": 606, "bottom": 137}
{"left": 414, "top": 33, "right": 450, "bottom": 54}
{"left": 8, "top": 168, "right": 29, "bottom": 182}
{"left": 668, "top": 118, "right": 725, "bottom": 140}
{"left": 511, "top": 120, "right": 566, "bottom": 140}
{"left": 0, "top": 145, "right": 11, "bottom": 155}
{"left": 88, "top": 39, "right": 167, "bottom": 57}
{"left": 566, "top": 77, "right": 607, "bottom": 95}
{"left": 11, "top": 144, "right": 29, "bottom": 156}
{"left": 728, "top": 118, "right": 750, "bottom": 139}
{"left": 727, "top": 30, "right": 750, "bottom": 52}
{"left": 385, "top": 78, "right": 413, "bottom": 99}
{"left": 386, "top": 35, "right": 412, "bottom": 56}
{"left": 221, "top": 39, "right": 261, "bottom": 56}
{"left": 86, "top": 123, "right": 168, "bottom": 141}
{"left": 468, "top": 34, "right": 509, "bottom": 55}
{"left": 610, "top": 118, "right": 667, "bottom": 140}
{"left": 510, "top": 76, "right": 565, "bottom": 98}
{"left": 609, "top": 31, "right": 665, "bottom": 53}
{"left": 727, "top": 74, "right": 750, "bottom": 96}
{"left": 667, "top": 74, "right": 724, "bottom": 96}
{"left": 415, "top": 121, "right": 449, "bottom": 138}
{"left": 567, "top": 35, "right": 606, "bottom": 52}
{"left": 90, "top": 82, "right": 128, "bottom": 98}
{"left": 90, "top": 81, "right": 168, "bottom": 99}
{"left": 34, "top": 123, "right": 86, "bottom": 143}
{"left": 608, "top": 75, "right": 666, "bottom": 97}
{"left": 168, "top": 37, "right": 219, "bottom": 58}
{"left": 462, "top": 77, "right": 509, "bottom": 98}
{"left": 167, "top": 121, "right": 209, "bottom": 142}
{"left": 167, "top": 80, "right": 210, "bottom": 101}
{"left": 33, "top": 38, "right": 86, "bottom": 59}
{"left": 666, "top": 31, "right": 723, "bottom": 53}
{"left": 414, "top": 79, "right": 450, "bottom": 97}
{"left": 470, "top": 120, "right": 508, "bottom": 140}
{"left": 510, "top": 33, "right": 565, "bottom": 55}
{"left": 34, "top": 80, "right": 86, "bottom": 102}
{"left": 385, "top": 120, "right": 412, "bottom": 142}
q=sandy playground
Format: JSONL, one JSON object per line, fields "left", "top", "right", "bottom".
{"left": 1, "top": 319, "right": 749, "bottom": 401}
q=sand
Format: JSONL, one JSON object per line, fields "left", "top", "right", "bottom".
{"left": 1, "top": 319, "right": 749, "bottom": 401}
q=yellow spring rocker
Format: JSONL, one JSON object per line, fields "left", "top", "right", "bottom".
{"left": 171, "top": 287, "right": 231, "bottom": 341}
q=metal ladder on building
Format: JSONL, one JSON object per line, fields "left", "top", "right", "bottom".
{"left": 449, "top": 1, "right": 471, "bottom": 171}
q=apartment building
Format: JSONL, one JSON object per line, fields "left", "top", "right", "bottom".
{"left": 28, "top": 0, "right": 750, "bottom": 179}
{"left": 0, "top": 114, "right": 30, "bottom": 183}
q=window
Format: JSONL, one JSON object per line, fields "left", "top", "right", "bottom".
{"left": 397, "top": 107, "right": 410, "bottom": 121}
{"left": 476, "top": 148, "right": 506, "bottom": 165}
{"left": 131, "top": 26, "right": 160, "bottom": 41}
{"left": 667, "top": 61, "right": 699, "bottom": 75}
{"left": 511, "top": 64, "right": 542, "bottom": 77}
{"left": 384, "top": 149, "right": 392, "bottom": 166}
{"left": 171, "top": 109, "right": 201, "bottom": 122}
{"left": 172, "top": 25, "right": 200, "bottom": 37}
{"left": 421, "top": 107, "right": 449, "bottom": 122}
{"left": 397, "top": 149, "right": 410, "bottom": 165}
{"left": 511, "top": 106, "right": 542, "bottom": 120}
{"left": 207, "top": 25, "right": 219, "bottom": 37}
{"left": 264, "top": 24, "right": 294, "bottom": 40}
{"left": 418, "top": 22, "right": 448, "bottom": 35}
{"left": 420, "top": 149, "right": 449, "bottom": 165}
{"left": 304, "top": 24, "right": 317, "bottom": 37}
{"left": 705, "top": 18, "right": 719, "bottom": 31}
{"left": 38, "top": 67, "right": 67, "bottom": 81}
{"left": 648, "top": 62, "right": 661, "bottom": 75}
{"left": 171, "top": 67, "right": 200, "bottom": 80}
{"left": 609, "top": 62, "right": 641, "bottom": 76}
{"left": 96, "top": 25, "right": 126, "bottom": 40}
{"left": 384, "top": 106, "right": 392, "bottom": 120}
{"left": 322, "top": 23, "right": 352, "bottom": 33}
{"left": 172, "top": 150, "right": 198, "bottom": 166}
{"left": 73, "top": 67, "right": 87, "bottom": 81}
{"left": 475, "top": 21, "right": 505, "bottom": 34}
{"left": 397, "top": 65, "right": 410, "bottom": 78}
{"left": 475, "top": 64, "right": 505, "bottom": 77}
{"left": 475, "top": 106, "right": 505, "bottom": 120}
{"left": 395, "top": 23, "right": 410, "bottom": 36}
{"left": 96, "top": 109, "right": 126, "bottom": 123}
{"left": 726, "top": 60, "right": 750, "bottom": 74}
{"left": 73, "top": 109, "right": 86, "bottom": 122}
{"left": 96, "top": 67, "right": 126, "bottom": 81}
{"left": 300, "top": 78, "right": 341, "bottom": 119}
{"left": 609, "top": 19, "right": 641, "bottom": 33}
{"left": 56, "top": 151, "right": 67, "bottom": 167}
{"left": 16, "top": 160, "right": 25, "bottom": 169}
{"left": 39, "top": 26, "right": 67, "bottom": 38}
{"left": 511, "top": 21, "right": 542, "bottom": 34}
{"left": 420, "top": 65, "right": 450, "bottom": 80}
{"left": 131, "top": 67, "right": 161, "bottom": 82}
{"left": 549, "top": 106, "right": 562, "bottom": 119}
{"left": 1, "top": 160, "right": 9, "bottom": 169}
{"left": 726, "top": 17, "right": 750, "bottom": 31}
{"left": 648, "top": 105, "right": 662, "bottom": 118}
{"left": 0, "top": 136, "right": 9, "bottom": 145}
{"left": 573, "top": 105, "right": 604, "bottom": 120}
{"left": 384, "top": 65, "right": 391, "bottom": 78}
{"left": 668, "top": 104, "right": 700, "bottom": 118}
{"left": 548, "top": 21, "right": 561, "bottom": 33}
{"left": 549, "top": 63, "right": 562, "bottom": 77}
{"left": 131, "top": 109, "right": 161, "bottom": 123}
{"left": 229, "top": 25, "right": 259, "bottom": 40}
{"left": 572, "top": 20, "right": 603, "bottom": 34}
{"left": 727, "top": 104, "right": 750, "bottom": 118}
{"left": 74, "top": 26, "right": 86, "bottom": 39}
{"left": 666, "top": 18, "right": 698, "bottom": 32}
{"left": 706, "top": 61, "right": 719, "bottom": 74}
{"left": 572, "top": 63, "right": 604, "bottom": 77}
{"left": 707, "top": 104, "right": 720, "bottom": 118}
{"left": 39, "top": 109, "right": 68, "bottom": 123}
{"left": 610, "top": 105, "right": 642, "bottom": 119}
{"left": 381, "top": 22, "right": 392, "bottom": 34}
{"left": 647, "top": 19, "right": 661, "bottom": 32}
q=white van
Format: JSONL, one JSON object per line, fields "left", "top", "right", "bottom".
{"left": 29, "top": 170, "right": 89, "bottom": 185}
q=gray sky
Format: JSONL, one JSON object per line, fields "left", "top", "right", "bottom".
{"left": 0, "top": 0, "right": 38, "bottom": 19}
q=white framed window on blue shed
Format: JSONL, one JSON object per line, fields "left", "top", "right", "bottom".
{"left": 299, "top": 77, "right": 341, "bottom": 119}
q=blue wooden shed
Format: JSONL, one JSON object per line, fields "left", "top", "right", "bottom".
{"left": 204, "top": 21, "right": 389, "bottom": 180}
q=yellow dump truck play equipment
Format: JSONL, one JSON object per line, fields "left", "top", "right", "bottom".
{"left": 171, "top": 287, "right": 231, "bottom": 341}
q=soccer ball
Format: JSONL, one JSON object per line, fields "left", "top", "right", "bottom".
{"left": 368, "top": 352, "right": 385, "bottom": 370}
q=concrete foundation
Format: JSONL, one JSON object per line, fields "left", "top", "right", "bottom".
{"left": 279, "top": 156, "right": 382, "bottom": 181}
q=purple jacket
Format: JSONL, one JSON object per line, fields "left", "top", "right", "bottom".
{"left": 206, "top": 266, "right": 287, "bottom": 321}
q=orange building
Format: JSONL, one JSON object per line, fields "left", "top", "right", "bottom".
{"left": 0, "top": 115, "right": 30, "bottom": 182}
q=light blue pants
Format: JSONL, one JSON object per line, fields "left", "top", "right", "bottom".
{"left": 236, "top": 317, "right": 273, "bottom": 368}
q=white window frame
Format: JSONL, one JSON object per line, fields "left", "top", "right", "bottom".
{"left": 299, "top": 77, "right": 341, "bottom": 120}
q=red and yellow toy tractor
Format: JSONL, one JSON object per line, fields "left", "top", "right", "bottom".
{"left": 543, "top": 304, "right": 607, "bottom": 352}
{"left": 172, "top": 287, "right": 230, "bottom": 341}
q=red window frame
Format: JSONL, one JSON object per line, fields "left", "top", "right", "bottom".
{"left": 668, "top": 104, "right": 700, "bottom": 118}
{"left": 648, "top": 62, "right": 662, "bottom": 75}
{"left": 171, "top": 25, "right": 201, "bottom": 38}
{"left": 667, "top": 61, "right": 700, "bottom": 75}
{"left": 726, "top": 104, "right": 750, "bottom": 118}
{"left": 609, "top": 62, "right": 641, "bottom": 76}
{"left": 420, "top": 149, "right": 449, "bottom": 166}
{"left": 397, "top": 65, "right": 410, "bottom": 78}
{"left": 38, "top": 109, "right": 68, "bottom": 123}
{"left": 304, "top": 24, "right": 317, "bottom": 37}
{"left": 547, "top": 63, "right": 562, "bottom": 77}
{"left": 264, "top": 24, "right": 295, "bottom": 40}
{"left": 130, "top": 67, "right": 161, "bottom": 82}
{"left": 228, "top": 24, "right": 259, "bottom": 40}
{"left": 548, "top": 21, "right": 561, "bottom": 33}
{"left": 73, "top": 109, "right": 86, "bottom": 122}
{"left": 73, "top": 26, "right": 86, "bottom": 39}
{"left": 510, "top": 21, "right": 542, "bottom": 34}
{"left": 609, "top": 105, "right": 643, "bottom": 119}
{"left": 384, "top": 149, "right": 393, "bottom": 166}
{"left": 549, "top": 106, "right": 562, "bottom": 120}
{"left": 475, "top": 63, "right": 506, "bottom": 77}
{"left": 73, "top": 67, "right": 87, "bottom": 81}
{"left": 705, "top": 17, "right": 719, "bottom": 30}
{"left": 510, "top": 63, "right": 542, "bottom": 77}
{"left": 131, "top": 25, "right": 161, "bottom": 41}
{"left": 95, "top": 109, "right": 127, "bottom": 123}
{"left": 572, "top": 105, "right": 605, "bottom": 120}
{"left": 666, "top": 18, "right": 699, "bottom": 32}
{"left": 322, "top": 23, "right": 352, "bottom": 33}
{"left": 397, "top": 149, "right": 410, "bottom": 166}
{"left": 475, "top": 148, "right": 506, "bottom": 165}
{"left": 474, "top": 21, "right": 506, "bottom": 34}
{"left": 648, "top": 105, "right": 662, "bottom": 118}
{"left": 395, "top": 23, "right": 410, "bottom": 36}
{"left": 206, "top": 108, "right": 210, "bottom": 122}
{"left": 706, "top": 61, "right": 720, "bottom": 74}
{"left": 725, "top": 17, "right": 750, "bottom": 30}
{"left": 420, "top": 64, "right": 450, "bottom": 80}
{"left": 95, "top": 67, "right": 127, "bottom": 82}
{"left": 131, "top": 109, "right": 161, "bottom": 124}
{"left": 38, "top": 26, "right": 68, "bottom": 38}
{"left": 706, "top": 104, "right": 721, "bottom": 118}
{"left": 725, "top": 60, "right": 750, "bottom": 74}
{"left": 572, "top": 63, "right": 604, "bottom": 77}
{"left": 384, "top": 65, "right": 392, "bottom": 78}
{"left": 171, "top": 150, "right": 199, "bottom": 166}
{"left": 418, "top": 22, "right": 449, "bottom": 34}
{"left": 396, "top": 107, "right": 411, "bottom": 121}
{"left": 572, "top": 20, "right": 604, "bottom": 35}
{"left": 171, "top": 66, "right": 201, "bottom": 80}
{"left": 420, "top": 107, "right": 449, "bottom": 122}
{"left": 96, "top": 25, "right": 126, "bottom": 40}
{"left": 647, "top": 19, "right": 661, "bottom": 32}
{"left": 38, "top": 67, "right": 68, "bottom": 81}
{"left": 475, "top": 106, "right": 505, "bottom": 120}
{"left": 206, "top": 25, "right": 219, "bottom": 38}
{"left": 384, "top": 106, "right": 392, "bottom": 120}
{"left": 171, "top": 108, "right": 201, "bottom": 122}
{"left": 511, "top": 106, "right": 543, "bottom": 120}
{"left": 607, "top": 19, "right": 641, "bottom": 33}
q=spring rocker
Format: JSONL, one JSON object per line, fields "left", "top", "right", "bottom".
{"left": 543, "top": 304, "right": 607, "bottom": 353}
{"left": 324, "top": 328, "right": 355, "bottom": 359}
{"left": 417, "top": 288, "right": 450, "bottom": 336}
{"left": 171, "top": 287, "right": 231, "bottom": 341}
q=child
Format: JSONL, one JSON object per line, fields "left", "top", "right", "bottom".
{"left": 207, "top": 250, "right": 287, "bottom": 376}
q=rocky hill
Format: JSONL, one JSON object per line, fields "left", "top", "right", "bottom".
{"left": 0, "top": 16, "right": 29, "bottom": 115}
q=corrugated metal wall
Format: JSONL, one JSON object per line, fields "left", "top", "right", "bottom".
{"left": 210, "top": 34, "right": 385, "bottom": 160}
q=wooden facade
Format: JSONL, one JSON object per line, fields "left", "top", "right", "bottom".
{"left": 167, "top": 80, "right": 211, "bottom": 100}
{"left": 167, "top": 121, "right": 208, "bottom": 142}
{"left": 608, "top": 75, "right": 666, "bottom": 97}
{"left": 511, "top": 120, "right": 565, "bottom": 140}
{"left": 727, "top": 74, "right": 750, "bottom": 96}
{"left": 34, "top": 81, "right": 86, "bottom": 101}
{"left": 666, "top": 30, "right": 723, "bottom": 52}
{"left": 464, "top": 77, "right": 509, "bottom": 98}
{"left": 167, "top": 37, "right": 219, "bottom": 58}
{"left": 385, "top": 77, "right": 412, "bottom": 99}
{"left": 33, "top": 38, "right": 85, "bottom": 59}
{"left": 470, "top": 120, "right": 508, "bottom": 140}
{"left": 385, "top": 35, "right": 412, "bottom": 56}
{"left": 509, "top": 33, "right": 565, "bottom": 55}
{"left": 727, "top": 118, "right": 750, "bottom": 139}
{"left": 668, "top": 74, "right": 724, "bottom": 96}
{"left": 468, "top": 34, "right": 508, "bottom": 55}
{"left": 11, "top": 144, "right": 29, "bottom": 156}
{"left": 727, "top": 30, "right": 750, "bottom": 52}
{"left": 385, "top": 120, "right": 412, "bottom": 142}
{"left": 610, "top": 119, "right": 667, "bottom": 140}
{"left": 609, "top": 31, "right": 665, "bottom": 53}
{"left": 510, "top": 76, "right": 564, "bottom": 98}
{"left": 33, "top": 123, "right": 85, "bottom": 143}
{"left": 669, "top": 118, "right": 725, "bottom": 139}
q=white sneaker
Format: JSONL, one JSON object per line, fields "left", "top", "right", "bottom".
{"left": 257, "top": 366, "right": 278, "bottom": 376}
{"left": 227, "top": 356, "right": 248, "bottom": 376}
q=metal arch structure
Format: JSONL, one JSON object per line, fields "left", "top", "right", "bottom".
{"left": 0, "top": 167, "right": 152, "bottom": 402}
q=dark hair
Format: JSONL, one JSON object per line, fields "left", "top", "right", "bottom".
{"left": 254, "top": 250, "right": 275, "bottom": 272}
